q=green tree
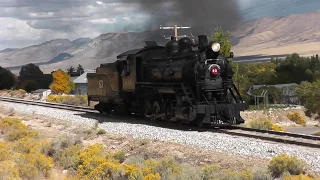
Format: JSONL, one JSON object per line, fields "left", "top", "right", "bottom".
{"left": 211, "top": 26, "right": 231, "bottom": 57}
{"left": 296, "top": 80, "right": 320, "bottom": 117}
{"left": 19, "top": 63, "right": 44, "bottom": 79}
{"left": 76, "top": 64, "right": 84, "bottom": 76}
{"left": 67, "top": 66, "right": 75, "bottom": 75}
{"left": 49, "top": 69, "right": 75, "bottom": 94}
{"left": 17, "top": 63, "right": 51, "bottom": 91}
{"left": 0, "top": 67, "right": 17, "bottom": 90}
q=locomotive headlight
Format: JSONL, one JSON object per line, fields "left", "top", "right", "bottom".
{"left": 211, "top": 43, "right": 220, "bottom": 52}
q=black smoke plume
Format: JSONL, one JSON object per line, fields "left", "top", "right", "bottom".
{"left": 126, "top": 0, "right": 243, "bottom": 36}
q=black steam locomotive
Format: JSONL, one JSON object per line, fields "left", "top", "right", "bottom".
{"left": 87, "top": 35, "right": 248, "bottom": 127}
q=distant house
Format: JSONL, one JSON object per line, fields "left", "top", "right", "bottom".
{"left": 246, "top": 83, "right": 300, "bottom": 105}
{"left": 32, "top": 89, "right": 52, "bottom": 99}
{"left": 71, "top": 70, "right": 95, "bottom": 95}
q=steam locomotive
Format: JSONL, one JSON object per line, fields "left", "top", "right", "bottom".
{"left": 87, "top": 34, "right": 248, "bottom": 127}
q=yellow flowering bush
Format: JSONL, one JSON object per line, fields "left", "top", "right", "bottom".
{"left": 0, "top": 117, "right": 54, "bottom": 179}
{"left": 271, "top": 124, "right": 286, "bottom": 132}
{"left": 283, "top": 174, "right": 314, "bottom": 180}
{"left": 248, "top": 117, "right": 286, "bottom": 132}
{"left": 46, "top": 95, "right": 88, "bottom": 106}
{"left": 287, "top": 112, "right": 307, "bottom": 126}
{"left": 268, "top": 154, "right": 308, "bottom": 177}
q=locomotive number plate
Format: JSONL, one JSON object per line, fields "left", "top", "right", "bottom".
{"left": 98, "top": 80, "right": 103, "bottom": 88}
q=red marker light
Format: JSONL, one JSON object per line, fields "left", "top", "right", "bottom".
{"left": 211, "top": 67, "right": 218, "bottom": 75}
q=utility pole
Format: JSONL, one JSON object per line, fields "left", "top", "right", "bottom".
{"left": 159, "top": 25, "right": 192, "bottom": 40}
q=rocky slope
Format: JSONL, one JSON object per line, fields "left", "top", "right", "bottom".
{"left": 3, "top": 31, "right": 166, "bottom": 74}
{"left": 231, "top": 11, "right": 320, "bottom": 56}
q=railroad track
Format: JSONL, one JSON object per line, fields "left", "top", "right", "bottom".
{"left": 0, "top": 96, "right": 319, "bottom": 148}
{"left": 0, "top": 96, "right": 97, "bottom": 113}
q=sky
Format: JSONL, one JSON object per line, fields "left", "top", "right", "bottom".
{"left": 0, "top": 0, "right": 319, "bottom": 50}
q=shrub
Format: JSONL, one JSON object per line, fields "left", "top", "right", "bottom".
{"left": 0, "top": 160, "right": 20, "bottom": 180}
{"left": 220, "top": 168, "right": 254, "bottom": 180}
{"left": 282, "top": 174, "right": 314, "bottom": 180}
{"left": 268, "top": 154, "right": 308, "bottom": 177}
{"left": 202, "top": 164, "right": 221, "bottom": 180}
{"left": 248, "top": 117, "right": 285, "bottom": 132}
{"left": 0, "top": 118, "right": 55, "bottom": 179}
{"left": 252, "top": 167, "right": 273, "bottom": 180}
{"left": 143, "top": 173, "right": 161, "bottom": 180}
{"left": 49, "top": 135, "right": 82, "bottom": 164}
{"left": 271, "top": 124, "right": 286, "bottom": 132}
{"left": 97, "top": 129, "right": 106, "bottom": 135}
{"left": 46, "top": 95, "right": 88, "bottom": 106}
{"left": 58, "top": 144, "right": 82, "bottom": 170}
{"left": 0, "top": 117, "right": 39, "bottom": 141}
{"left": 249, "top": 117, "right": 273, "bottom": 130}
{"left": 113, "top": 150, "right": 126, "bottom": 163}
{"left": 287, "top": 112, "right": 307, "bottom": 126}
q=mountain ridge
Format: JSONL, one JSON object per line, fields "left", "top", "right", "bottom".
{"left": 2, "top": 11, "right": 320, "bottom": 74}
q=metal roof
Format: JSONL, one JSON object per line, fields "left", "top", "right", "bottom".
{"left": 73, "top": 70, "right": 95, "bottom": 84}
{"left": 70, "top": 76, "right": 79, "bottom": 81}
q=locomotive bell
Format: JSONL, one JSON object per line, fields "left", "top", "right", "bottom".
{"left": 165, "top": 40, "right": 179, "bottom": 56}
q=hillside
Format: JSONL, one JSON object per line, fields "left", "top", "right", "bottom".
{"left": 3, "top": 31, "right": 166, "bottom": 74}
{"left": 0, "top": 38, "right": 92, "bottom": 68}
{"left": 231, "top": 11, "right": 320, "bottom": 56}
{"left": 2, "top": 11, "right": 320, "bottom": 73}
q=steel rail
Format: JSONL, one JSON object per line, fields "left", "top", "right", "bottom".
{"left": 214, "top": 129, "right": 320, "bottom": 149}
{"left": 0, "top": 96, "right": 96, "bottom": 113}
{"left": 0, "top": 96, "right": 93, "bottom": 110}
{"left": 230, "top": 126, "right": 320, "bottom": 141}
{"left": 0, "top": 96, "right": 319, "bottom": 148}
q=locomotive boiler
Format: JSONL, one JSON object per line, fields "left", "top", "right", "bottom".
{"left": 87, "top": 34, "right": 248, "bottom": 127}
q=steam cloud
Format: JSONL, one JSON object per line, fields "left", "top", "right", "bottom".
{"left": 125, "top": 0, "right": 243, "bottom": 36}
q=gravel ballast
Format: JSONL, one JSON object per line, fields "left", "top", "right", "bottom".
{"left": 1, "top": 101, "right": 320, "bottom": 174}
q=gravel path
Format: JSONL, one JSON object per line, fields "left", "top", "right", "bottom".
{"left": 1, "top": 101, "right": 320, "bottom": 174}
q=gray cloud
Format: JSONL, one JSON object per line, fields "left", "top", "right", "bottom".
{"left": 0, "top": 0, "right": 244, "bottom": 49}
{"left": 128, "top": 0, "right": 243, "bottom": 35}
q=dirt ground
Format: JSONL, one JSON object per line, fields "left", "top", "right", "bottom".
{"left": 241, "top": 106, "right": 320, "bottom": 127}
{"left": 0, "top": 104, "right": 270, "bottom": 174}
